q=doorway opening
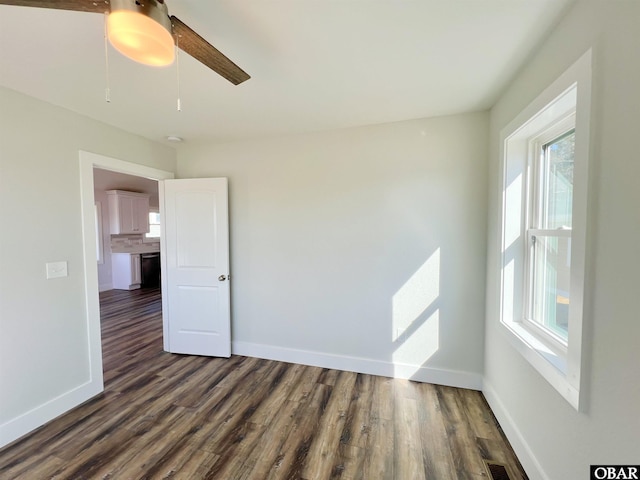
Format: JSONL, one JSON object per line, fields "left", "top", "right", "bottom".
{"left": 93, "top": 168, "right": 164, "bottom": 376}
{"left": 79, "top": 151, "right": 174, "bottom": 393}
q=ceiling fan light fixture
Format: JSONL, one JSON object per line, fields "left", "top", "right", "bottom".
{"left": 107, "top": 0, "right": 175, "bottom": 67}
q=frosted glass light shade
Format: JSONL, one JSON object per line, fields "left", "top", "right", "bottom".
{"left": 107, "top": 10, "right": 175, "bottom": 67}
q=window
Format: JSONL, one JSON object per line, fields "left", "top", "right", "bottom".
{"left": 145, "top": 210, "right": 161, "bottom": 240}
{"left": 526, "top": 125, "right": 575, "bottom": 345}
{"left": 499, "top": 50, "right": 592, "bottom": 410}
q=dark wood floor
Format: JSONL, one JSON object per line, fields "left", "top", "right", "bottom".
{"left": 0, "top": 287, "right": 527, "bottom": 480}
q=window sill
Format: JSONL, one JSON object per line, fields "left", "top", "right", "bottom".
{"left": 500, "top": 319, "right": 580, "bottom": 410}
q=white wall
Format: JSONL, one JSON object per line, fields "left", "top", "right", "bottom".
{"left": 94, "top": 189, "right": 113, "bottom": 292}
{"left": 178, "top": 112, "right": 488, "bottom": 388}
{"left": 484, "top": 2, "right": 640, "bottom": 478}
{"left": 0, "top": 87, "right": 176, "bottom": 446}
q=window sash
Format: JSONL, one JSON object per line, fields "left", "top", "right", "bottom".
{"left": 525, "top": 229, "right": 572, "bottom": 349}
{"left": 528, "top": 121, "right": 575, "bottom": 229}
{"left": 524, "top": 125, "right": 575, "bottom": 348}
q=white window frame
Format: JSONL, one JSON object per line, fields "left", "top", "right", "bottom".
{"left": 498, "top": 50, "right": 592, "bottom": 411}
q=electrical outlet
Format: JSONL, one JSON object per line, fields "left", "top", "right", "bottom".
{"left": 46, "top": 261, "right": 68, "bottom": 279}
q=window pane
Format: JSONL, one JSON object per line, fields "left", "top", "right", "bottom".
{"left": 148, "top": 224, "right": 161, "bottom": 237}
{"left": 542, "top": 131, "right": 575, "bottom": 229}
{"left": 149, "top": 212, "right": 161, "bottom": 224}
{"left": 531, "top": 234, "right": 570, "bottom": 341}
{"left": 146, "top": 211, "right": 161, "bottom": 239}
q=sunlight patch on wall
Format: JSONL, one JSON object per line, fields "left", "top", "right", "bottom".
{"left": 503, "top": 172, "right": 523, "bottom": 250}
{"left": 392, "top": 248, "right": 440, "bottom": 374}
{"left": 502, "top": 258, "right": 515, "bottom": 324}
{"left": 392, "top": 310, "right": 440, "bottom": 372}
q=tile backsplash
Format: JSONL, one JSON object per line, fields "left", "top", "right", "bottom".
{"left": 111, "top": 234, "right": 160, "bottom": 251}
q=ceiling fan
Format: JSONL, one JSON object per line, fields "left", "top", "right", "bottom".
{"left": 0, "top": 0, "right": 250, "bottom": 85}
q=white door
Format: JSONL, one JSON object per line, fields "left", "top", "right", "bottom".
{"left": 160, "top": 178, "right": 231, "bottom": 357}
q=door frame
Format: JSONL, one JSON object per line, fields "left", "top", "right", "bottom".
{"left": 79, "top": 150, "right": 174, "bottom": 393}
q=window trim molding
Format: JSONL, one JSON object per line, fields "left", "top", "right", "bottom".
{"left": 497, "top": 49, "right": 592, "bottom": 411}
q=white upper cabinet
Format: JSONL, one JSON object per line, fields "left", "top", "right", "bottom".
{"left": 106, "top": 190, "right": 150, "bottom": 234}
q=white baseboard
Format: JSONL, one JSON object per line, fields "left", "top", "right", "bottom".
{"left": 0, "top": 379, "right": 102, "bottom": 449}
{"left": 482, "top": 381, "right": 548, "bottom": 480}
{"left": 99, "top": 283, "right": 113, "bottom": 292}
{"left": 232, "top": 341, "right": 482, "bottom": 390}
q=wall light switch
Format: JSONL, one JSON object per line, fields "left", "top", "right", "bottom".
{"left": 46, "top": 261, "right": 68, "bottom": 279}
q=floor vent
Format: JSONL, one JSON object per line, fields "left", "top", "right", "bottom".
{"left": 483, "top": 460, "right": 512, "bottom": 480}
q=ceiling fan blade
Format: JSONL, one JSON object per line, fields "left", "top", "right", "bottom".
{"left": 171, "top": 15, "right": 250, "bottom": 86}
{"left": 0, "top": 0, "right": 108, "bottom": 13}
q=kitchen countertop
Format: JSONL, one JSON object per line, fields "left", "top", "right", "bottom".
{"left": 111, "top": 247, "right": 160, "bottom": 254}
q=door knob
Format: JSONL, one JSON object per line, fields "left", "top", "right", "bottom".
{"left": 218, "top": 275, "right": 227, "bottom": 281}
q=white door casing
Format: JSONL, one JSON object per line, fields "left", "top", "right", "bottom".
{"left": 160, "top": 178, "right": 231, "bottom": 357}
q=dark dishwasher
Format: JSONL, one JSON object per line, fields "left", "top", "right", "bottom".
{"left": 141, "top": 252, "right": 161, "bottom": 288}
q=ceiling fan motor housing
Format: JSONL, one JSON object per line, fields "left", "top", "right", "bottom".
{"left": 108, "top": 0, "right": 175, "bottom": 66}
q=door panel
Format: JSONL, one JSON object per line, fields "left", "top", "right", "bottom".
{"left": 175, "top": 192, "right": 219, "bottom": 267}
{"left": 161, "top": 178, "right": 230, "bottom": 357}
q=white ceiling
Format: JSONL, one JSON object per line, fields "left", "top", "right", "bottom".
{"left": 93, "top": 168, "right": 158, "bottom": 195}
{"left": 0, "top": 1, "right": 573, "bottom": 145}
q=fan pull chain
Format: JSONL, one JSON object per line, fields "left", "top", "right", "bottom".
{"left": 176, "top": 35, "right": 182, "bottom": 112}
{"left": 104, "top": 12, "right": 111, "bottom": 103}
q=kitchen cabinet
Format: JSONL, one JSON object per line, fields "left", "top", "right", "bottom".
{"left": 106, "top": 190, "right": 150, "bottom": 234}
{"left": 111, "top": 253, "right": 141, "bottom": 290}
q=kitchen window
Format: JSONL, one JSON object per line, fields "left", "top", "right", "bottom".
{"left": 145, "top": 210, "right": 161, "bottom": 240}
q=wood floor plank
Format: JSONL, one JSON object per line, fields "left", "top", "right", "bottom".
{"left": 192, "top": 359, "right": 279, "bottom": 454}
{"left": 301, "top": 370, "right": 357, "bottom": 479}
{"left": 0, "top": 287, "right": 528, "bottom": 480}
{"left": 331, "top": 443, "right": 365, "bottom": 480}
{"left": 49, "top": 423, "right": 142, "bottom": 479}
{"left": 394, "top": 396, "right": 426, "bottom": 480}
{"left": 370, "top": 374, "right": 395, "bottom": 421}
{"left": 249, "top": 361, "right": 306, "bottom": 427}
{"left": 340, "top": 373, "right": 373, "bottom": 449}
{"left": 317, "top": 367, "right": 341, "bottom": 386}
{"left": 264, "top": 382, "right": 332, "bottom": 480}
{"left": 149, "top": 447, "right": 221, "bottom": 480}
{"left": 0, "top": 449, "right": 65, "bottom": 480}
{"left": 361, "top": 416, "right": 395, "bottom": 479}
{"left": 437, "top": 385, "right": 491, "bottom": 479}
{"left": 110, "top": 408, "right": 205, "bottom": 479}
{"left": 458, "top": 388, "right": 503, "bottom": 441}
{"left": 415, "top": 382, "right": 458, "bottom": 479}
{"left": 285, "top": 364, "right": 324, "bottom": 403}
{"left": 245, "top": 399, "right": 306, "bottom": 479}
